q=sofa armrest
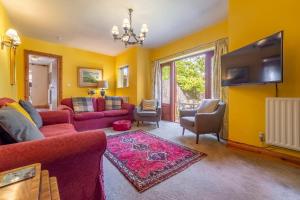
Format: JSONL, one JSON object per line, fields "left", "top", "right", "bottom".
{"left": 39, "top": 110, "right": 71, "bottom": 125}
{"left": 179, "top": 109, "right": 197, "bottom": 117}
{"left": 58, "top": 104, "right": 74, "bottom": 114}
{"left": 0, "top": 131, "right": 107, "bottom": 172}
{"left": 122, "top": 103, "right": 135, "bottom": 113}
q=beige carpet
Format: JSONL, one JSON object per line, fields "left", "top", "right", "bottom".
{"left": 103, "top": 121, "right": 300, "bottom": 200}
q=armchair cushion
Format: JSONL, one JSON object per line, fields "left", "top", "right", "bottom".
{"left": 136, "top": 110, "right": 158, "bottom": 117}
{"left": 197, "top": 99, "right": 220, "bottom": 113}
{"left": 180, "top": 116, "right": 195, "bottom": 127}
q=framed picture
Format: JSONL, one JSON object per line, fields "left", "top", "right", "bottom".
{"left": 78, "top": 67, "right": 103, "bottom": 88}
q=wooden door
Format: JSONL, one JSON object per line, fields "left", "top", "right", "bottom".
{"left": 161, "top": 62, "right": 175, "bottom": 121}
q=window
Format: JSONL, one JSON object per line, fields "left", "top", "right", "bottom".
{"left": 118, "top": 66, "right": 129, "bottom": 88}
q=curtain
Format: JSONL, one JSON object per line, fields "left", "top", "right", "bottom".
{"left": 212, "top": 38, "right": 229, "bottom": 139}
{"left": 152, "top": 60, "right": 161, "bottom": 105}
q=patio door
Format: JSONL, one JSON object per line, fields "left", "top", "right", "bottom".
{"left": 161, "top": 62, "right": 175, "bottom": 121}
{"left": 160, "top": 50, "right": 214, "bottom": 122}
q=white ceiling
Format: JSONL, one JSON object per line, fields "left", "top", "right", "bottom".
{"left": 1, "top": 0, "right": 227, "bottom": 56}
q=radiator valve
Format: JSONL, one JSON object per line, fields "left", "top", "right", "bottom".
{"left": 259, "top": 132, "right": 265, "bottom": 142}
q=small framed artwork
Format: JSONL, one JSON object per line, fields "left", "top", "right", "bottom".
{"left": 78, "top": 67, "right": 103, "bottom": 88}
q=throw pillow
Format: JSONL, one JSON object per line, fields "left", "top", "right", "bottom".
{"left": 197, "top": 99, "right": 220, "bottom": 113}
{"left": 105, "top": 96, "right": 122, "bottom": 110}
{"left": 6, "top": 102, "right": 35, "bottom": 125}
{"left": 142, "top": 99, "right": 156, "bottom": 111}
{"left": 72, "top": 97, "right": 94, "bottom": 113}
{"left": 0, "top": 107, "right": 44, "bottom": 143}
{"left": 19, "top": 100, "right": 43, "bottom": 128}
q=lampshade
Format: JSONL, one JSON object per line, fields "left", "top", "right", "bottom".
{"left": 97, "top": 80, "right": 108, "bottom": 89}
{"left": 5, "top": 29, "right": 18, "bottom": 39}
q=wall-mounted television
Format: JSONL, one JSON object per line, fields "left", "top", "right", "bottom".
{"left": 221, "top": 31, "right": 283, "bottom": 86}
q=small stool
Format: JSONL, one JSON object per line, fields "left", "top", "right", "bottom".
{"left": 113, "top": 120, "right": 132, "bottom": 131}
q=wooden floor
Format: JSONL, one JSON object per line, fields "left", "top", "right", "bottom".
{"left": 103, "top": 121, "right": 300, "bottom": 200}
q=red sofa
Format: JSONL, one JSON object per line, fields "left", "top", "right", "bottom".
{"left": 0, "top": 98, "right": 107, "bottom": 200}
{"left": 60, "top": 97, "right": 135, "bottom": 131}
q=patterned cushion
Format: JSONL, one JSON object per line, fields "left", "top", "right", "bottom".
{"left": 105, "top": 96, "right": 122, "bottom": 110}
{"left": 142, "top": 99, "right": 156, "bottom": 111}
{"left": 72, "top": 97, "right": 94, "bottom": 113}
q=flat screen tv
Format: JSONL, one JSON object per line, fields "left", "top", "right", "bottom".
{"left": 221, "top": 31, "right": 283, "bottom": 86}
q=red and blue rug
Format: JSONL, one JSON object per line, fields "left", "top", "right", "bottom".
{"left": 104, "top": 129, "right": 206, "bottom": 192}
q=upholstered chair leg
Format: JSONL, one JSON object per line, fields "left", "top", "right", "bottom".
{"left": 182, "top": 128, "right": 185, "bottom": 135}
{"left": 196, "top": 134, "right": 199, "bottom": 144}
{"left": 137, "top": 121, "right": 139, "bottom": 127}
{"left": 156, "top": 121, "right": 159, "bottom": 128}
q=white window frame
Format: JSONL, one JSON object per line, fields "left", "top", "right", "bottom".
{"left": 118, "top": 65, "right": 129, "bottom": 88}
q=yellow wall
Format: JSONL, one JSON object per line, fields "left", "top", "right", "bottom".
{"left": 0, "top": 3, "right": 17, "bottom": 98}
{"left": 137, "top": 47, "right": 151, "bottom": 102}
{"left": 151, "top": 20, "right": 228, "bottom": 61}
{"left": 115, "top": 47, "right": 138, "bottom": 104}
{"left": 16, "top": 36, "right": 115, "bottom": 99}
{"left": 115, "top": 47, "right": 151, "bottom": 105}
{"left": 228, "top": 0, "right": 300, "bottom": 157}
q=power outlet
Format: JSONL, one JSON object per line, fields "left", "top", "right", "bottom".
{"left": 259, "top": 132, "right": 265, "bottom": 142}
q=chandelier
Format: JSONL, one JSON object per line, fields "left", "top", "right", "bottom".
{"left": 111, "top": 8, "right": 148, "bottom": 46}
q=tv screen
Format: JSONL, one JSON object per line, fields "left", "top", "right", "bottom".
{"left": 221, "top": 32, "right": 283, "bottom": 86}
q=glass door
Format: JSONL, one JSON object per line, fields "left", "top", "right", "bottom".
{"left": 161, "top": 62, "right": 175, "bottom": 121}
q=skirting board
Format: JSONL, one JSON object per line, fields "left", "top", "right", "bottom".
{"left": 227, "top": 140, "right": 300, "bottom": 166}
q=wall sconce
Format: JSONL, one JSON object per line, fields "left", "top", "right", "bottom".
{"left": 1, "top": 28, "right": 21, "bottom": 85}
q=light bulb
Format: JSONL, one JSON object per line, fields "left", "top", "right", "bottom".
{"left": 123, "top": 18, "right": 130, "bottom": 29}
{"left": 6, "top": 28, "right": 18, "bottom": 39}
{"left": 141, "top": 24, "right": 148, "bottom": 33}
{"left": 111, "top": 26, "right": 119, "bottom": 35}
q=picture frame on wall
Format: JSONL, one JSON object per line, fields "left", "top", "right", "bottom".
{"left": 78, "top": 67, "right": 103, "bottom": 88}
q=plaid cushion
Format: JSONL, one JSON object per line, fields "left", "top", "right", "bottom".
{"left": 105, "top": 96, "right": 122, "bottom": 110}
{"left": 142, "top": 99, "right": 156, "bottom": 111}
{"left": 72, "top": 97, "right": 94, "bottom": 113}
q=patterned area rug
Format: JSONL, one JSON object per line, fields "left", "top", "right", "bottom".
{"left": 105, "top": 130, "right": 207, "bottom": 192}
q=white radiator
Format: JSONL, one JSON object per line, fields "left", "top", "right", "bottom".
{"left": 266, "top": 98, "right": 300, "bottom": 151}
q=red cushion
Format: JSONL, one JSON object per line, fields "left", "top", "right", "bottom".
{"left": 102, "top": 109, "right": 128, "bottom": 117}
{"left": 96, "top": 98, "right": 105, "bottom": 111}
{"left": 74, "top": 112, "right": 105, "bottom": 121}
{"left": 40, "top": 123, "right": 76, "bottom": 137}
{"left": 113, "top": 120, "right": 131, "bottom": 131}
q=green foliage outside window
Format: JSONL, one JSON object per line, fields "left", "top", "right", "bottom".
{"left": 175, "top": 56, "right": 205, "bottom": 99}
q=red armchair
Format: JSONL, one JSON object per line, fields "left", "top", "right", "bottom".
{"left": 0, "top": 98, "right": 107, "bottom": 200}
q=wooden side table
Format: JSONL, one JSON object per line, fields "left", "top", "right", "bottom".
{"left": 0, "top": 163, "right": 60, "bottom": 200}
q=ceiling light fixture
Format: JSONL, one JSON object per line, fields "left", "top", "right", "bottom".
{"left": 111, "top": 8, "right": 148, "bottom": 47}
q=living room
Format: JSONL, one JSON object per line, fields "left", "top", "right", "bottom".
{"left": 0, "top": 0, "right": 300, "bottom": 200}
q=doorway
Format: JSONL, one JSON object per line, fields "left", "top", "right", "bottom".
{"left": 161, "top": 50, "right": 214, "bottom": 122}
{"left": 24, "top": 50, "right": 62, "bottom": 110}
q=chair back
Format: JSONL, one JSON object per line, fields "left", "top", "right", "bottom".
{"left": 215, "top": 102, "right": 226, "bottom": 132}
